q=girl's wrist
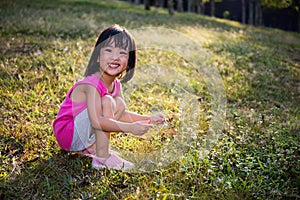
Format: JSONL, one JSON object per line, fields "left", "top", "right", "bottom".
{"left": 118, "top": 121, "right": 132, "bottom": 133}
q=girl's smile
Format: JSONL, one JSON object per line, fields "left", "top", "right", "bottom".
{"left": 108, "top": 62, "right": 120, "bottom": 69}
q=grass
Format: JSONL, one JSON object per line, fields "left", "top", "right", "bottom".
{"left": 0, "top": 0, "right": 300, "bottom": 199}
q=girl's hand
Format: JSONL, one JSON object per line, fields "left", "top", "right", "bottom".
{"left": 131, "top": 120, "right": 153, "bottom": 136}
{"left": 150, "top": 113, "right": 165, "bottom": 125}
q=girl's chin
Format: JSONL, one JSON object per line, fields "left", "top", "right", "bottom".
{"left": 104, "top": 70, "right": 123, "bottom": 77}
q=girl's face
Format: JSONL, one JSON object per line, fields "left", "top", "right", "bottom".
{"left": 99, "top": 40, "right": 129, "bottom": 78}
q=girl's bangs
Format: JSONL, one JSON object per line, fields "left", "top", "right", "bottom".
{"left": 103, "top": 33, "right": 131, "bottom": 51}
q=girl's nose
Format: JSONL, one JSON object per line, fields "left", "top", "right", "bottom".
{"left": 111, "top": 50, "right": 120, "bottom": 60}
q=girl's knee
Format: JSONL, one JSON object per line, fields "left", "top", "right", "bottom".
{"left": 101, "top": 95, "right": 116, "bottom": 117}
{"left": 115, "top": 96, "right": 126, "bottom": 113}
{"left": 113, "top": 96, "right": 126, "bottom": 120}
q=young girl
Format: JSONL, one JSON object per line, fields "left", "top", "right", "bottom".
{"left": 53, "top": 25, "right": 165, "bottom": 170}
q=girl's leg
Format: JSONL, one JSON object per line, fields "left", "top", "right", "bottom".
{"left": 92, "top": 95, "right": 134, "bottom": 170}
{"left": 95, "top": 95, "right": 116, "bottom": 158}
{"left": 83, "top": 96, "right": 126, "bottom": 156}
{"left": 95, "top": 130, "right": 110, "bottom": 158}
{"left": 114, "top": 96, "right": 126, "bottom": 121}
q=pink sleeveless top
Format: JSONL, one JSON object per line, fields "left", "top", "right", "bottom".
{"left": 53, "top": 74, "right": 120, "bottom": 151}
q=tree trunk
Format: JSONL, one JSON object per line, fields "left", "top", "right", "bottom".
{"left": 145, "top": 0, "right": 150, "bottom": 10}
{"left": 196, "top": 5, "right": 201, "bottom": 14}
{"left": 201, "top": 2, "right": 205, "bottom": 15}
{"left": 248, "top": 0, "right": 253, "bottom": 25}
{"left": 242, "top": 0, "right": 246, "bottom": 24}
{"left": 168, "top": 0, "right": 174, "bottom": 15}
{"left": 255, "top": 0, "right": 262, "bottom": 26}
{"left": 298, "top": 10, "right": 300, "bottom": 32}
{"left": 155, "top": 0, "right": 163, "bottom": 8}
{"left": 210, "top": 0, "right": 215, "bottom": 17}
{"left": 195, "top": 0, "right": 201, "bottom": 14}
{"left": 135, "top": 0, "right": 140, "bottom": 4}
{"left": 177, "top": 0, "right": 183, "bottom": 12}
{"left": 297, "top": 0, "right": 300, "bottom": 32}
{"left": 187, "top": 0, "right": 191, "bottom": 12}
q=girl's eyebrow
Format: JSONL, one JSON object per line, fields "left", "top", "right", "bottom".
{"left": 104, "top": 44, "right": 128, "bottom": 51}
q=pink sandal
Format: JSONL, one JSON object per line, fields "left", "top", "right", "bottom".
{"left": 82, "top": 147, "right": 96, "bottom": 157}
{"left": 92, "top": 152, "right": 134, "bottom": 170}
{"left": 82, "top": 147, "right": 120, "bottom": 157}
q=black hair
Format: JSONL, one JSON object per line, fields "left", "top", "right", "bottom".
{"left": 84, "top": 24, "right": 136, "bottom": 83}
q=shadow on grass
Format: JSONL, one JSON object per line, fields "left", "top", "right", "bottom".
{"left": 0, "top": 150, "right": 97, "bottom": 199}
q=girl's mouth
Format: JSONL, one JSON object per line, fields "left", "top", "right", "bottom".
{"left": 108, "top": 63, "right": 120, "bottom": 69}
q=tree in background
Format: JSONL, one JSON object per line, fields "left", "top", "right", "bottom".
{"left": 242, "top": 0, "right": 246, "bottom": 23}
{"left": 248, "top": 0, "right": 254, "bottom": 25}
{"left": 155, "top": 0, "right": 164, "bottom": 8}
{"left": 145, "top": 0, "right": 150, "bottom": 10}
{"left": 192, "top": 0, "right": 201, "bottom": 14}
{"left": 168, "top": 0, "right": 174, "bottom": 15}
{"left": 255, "top": 0, "right": 262, "bottom": 26}
{"left": 247, "top": 0, "right": 262, "bottom": 26}
{"left": 187, "top": 0, "right": 208, "bottom": 14}
{"left": 129, "top": 0, "right": 299, "bottom": 32}
{"left": 297, "top": 0, "right": 300, "bottom": 32}
{"left": 262, "top": 0, "right": 300, "bottom": 32}
{"left": 177, "top": 0, "right": 184, "bottom": 12}
{"left": 210, "top": 0, "right": 215, "bottom": 16}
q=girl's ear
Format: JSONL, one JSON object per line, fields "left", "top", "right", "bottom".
{"left": 97, "top": 56, "right": 100, "bottom": 62}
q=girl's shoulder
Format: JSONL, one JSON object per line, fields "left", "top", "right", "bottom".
{"left": 76, "top": 75, "right": 107, "bottom": 96}
{"left": 76, "top": 75, "right": 122, "bottom": 97}
{"left": 80, "top": 74, "right": 97, "bottom": 84}
{"left": 77, "top": 74, "right": 102, "bottom": 87}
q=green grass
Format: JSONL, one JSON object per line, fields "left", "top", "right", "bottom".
{"left": 1, "top": 0, "right": 300, "bottom": 199}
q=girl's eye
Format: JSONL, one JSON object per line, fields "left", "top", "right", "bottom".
{"left": 120, "top": 51, "right": 128, "bottom": 55}
{"left": 104, "top": 48, "right": 112, "bottom": 52}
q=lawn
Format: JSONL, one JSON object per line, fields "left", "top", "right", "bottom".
{"left": 0, "top": 0, "right": 299, "bottom": 199}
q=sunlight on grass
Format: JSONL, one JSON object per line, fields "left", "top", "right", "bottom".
{"left": 112, "top": 54, "right": 211, "bottom": 171}
{"left": 214, "top": 17, "right": 245, "bottom": 29}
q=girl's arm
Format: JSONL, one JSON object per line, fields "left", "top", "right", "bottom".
{"left": 120, "top": 110, "right": 150, "bottom": 123}
{"left": 120, "top": 110, "right": 165, "bottom": 125}
{"left": 85, "top": 85, "right": 152, "bottom": 135}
